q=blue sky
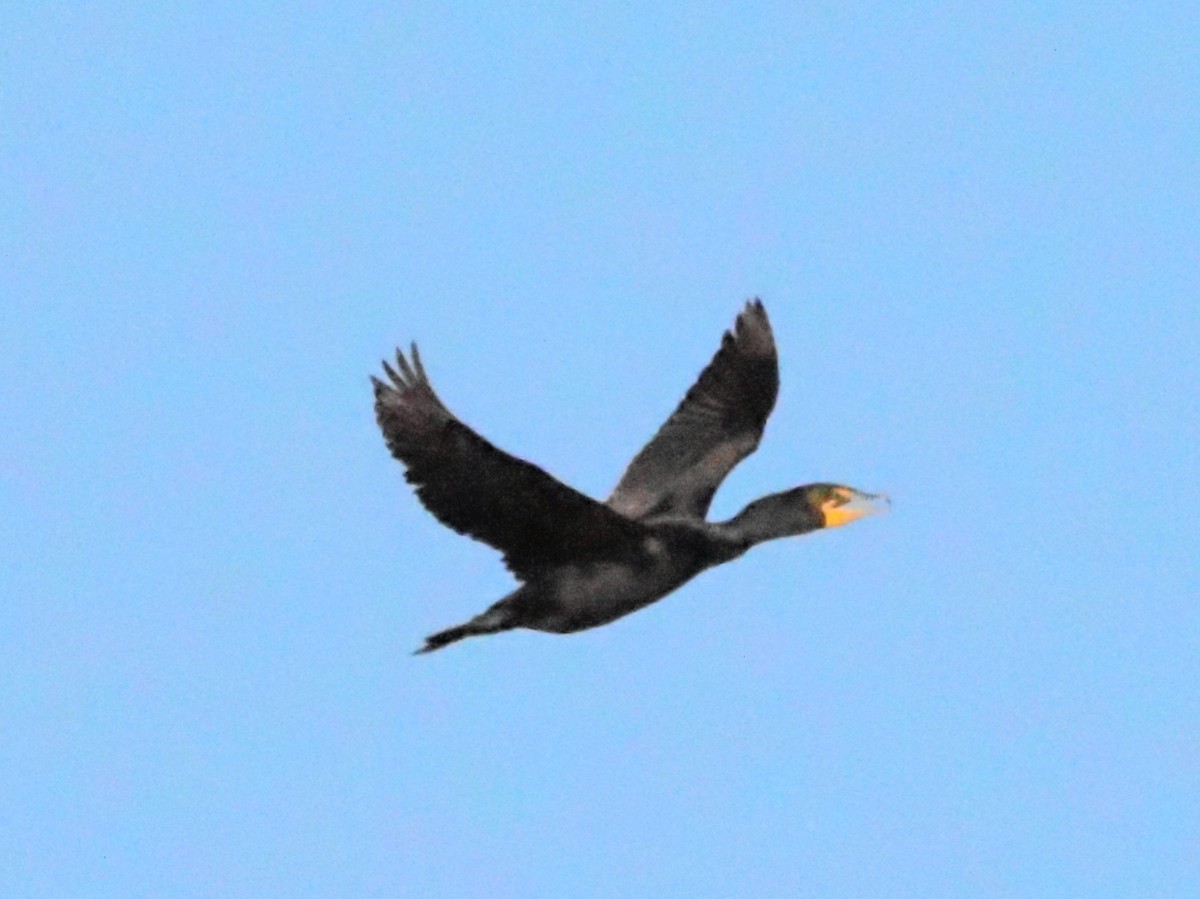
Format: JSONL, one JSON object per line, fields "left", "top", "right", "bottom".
{"left": 3, "top": 2, "right": 1198, "bottom": 895}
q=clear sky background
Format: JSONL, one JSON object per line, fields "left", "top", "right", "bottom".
{"left": 4, "top": 2, "right": 1198, "bottom": 896}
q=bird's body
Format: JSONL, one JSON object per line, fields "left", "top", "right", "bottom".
{"left": 505, "top": 521, "right": 745, "bottom": 631}
{"left": 372, "top": 300, "right": 886, "bottom": 653}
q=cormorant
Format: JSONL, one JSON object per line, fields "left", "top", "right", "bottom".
{"left": 372, "top": 300, "right": 887, "bottom": 653}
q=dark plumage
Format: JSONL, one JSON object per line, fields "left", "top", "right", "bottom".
{"left": 372, "top": 300, "right": 887, "bottom": 653}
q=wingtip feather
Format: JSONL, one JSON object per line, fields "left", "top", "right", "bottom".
{"left": 381, "top": 358, "right": 405, "bottom": 388}
{"left": 411, "top": 342, "right": 428, "bottom": 381}
{"left": 395, "top": 349, "right": 417, "bottom": 382}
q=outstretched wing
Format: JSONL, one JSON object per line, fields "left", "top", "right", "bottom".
{"left": 373, "top": 346, "right": 646, "bottom": 581}
{"left": 607, "top": 300, "right": 780, "bottom": 520}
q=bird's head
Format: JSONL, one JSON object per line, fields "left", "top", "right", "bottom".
{"left": 801, "top": 483, "right": 891, "bottom": 529}
{"left": 729, "top": 482, "right": 890, "bottom": 543}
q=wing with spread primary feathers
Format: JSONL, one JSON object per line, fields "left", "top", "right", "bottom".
{"left": 373, "top": 345, "right": 646, "bottom": 581}
{"left": 606, "top": 300, "right": 780, "bottom": 521}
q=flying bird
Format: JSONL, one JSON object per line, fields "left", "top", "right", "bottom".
{"left": 372, "top": 300, "right": 887, "bottom": 653}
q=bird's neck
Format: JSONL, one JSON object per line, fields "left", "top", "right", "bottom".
{"left": 716, "top": 490, "right": 822, "bottom": 547}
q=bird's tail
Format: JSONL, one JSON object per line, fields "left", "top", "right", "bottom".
{"left": 414, "top": 596, "right": 519, "bottom": 655}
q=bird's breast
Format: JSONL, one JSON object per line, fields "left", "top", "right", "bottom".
{"left": 534, "top": 547, "right": 705, "bottom": 633}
